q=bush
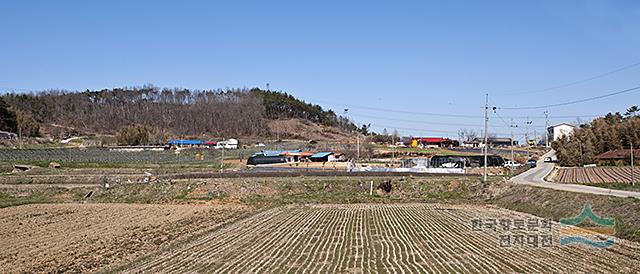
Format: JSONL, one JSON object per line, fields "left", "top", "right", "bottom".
{"left": 12, "top": 108, "right": 40, "bottom": 137}
{"left": 116, "top": 125, "right": 156, "bottom": 145}
{"left": 0, "top": 162, "right": 13, "bottom": 173}
{"left": 0, "top": 97, "right": 17, "bottom": 133}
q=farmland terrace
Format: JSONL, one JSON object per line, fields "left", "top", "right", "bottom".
{"left": 2, "top": 175, "right": 640, "bottom": 273}
{"left": 551, "top": 167, "right": 640, "bottom": 186}
{"left": 121, "top": 204, "right": 640, "bottom": 273}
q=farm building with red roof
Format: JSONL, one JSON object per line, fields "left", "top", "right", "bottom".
{"left": 596, "top": 149, "right": 639, "bottom": 165}
{"left": 410, "top": 137, "right": 459, "bottom": 148}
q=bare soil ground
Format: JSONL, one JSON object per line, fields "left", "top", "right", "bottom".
{"left": 123, "top": 203, "right": 640, "bottom": 273}
{"left": 3, "top": 174, "right": 640, "bottom": 273}
{"left": 0, "top": 203, "right": 252, "bottom": 273}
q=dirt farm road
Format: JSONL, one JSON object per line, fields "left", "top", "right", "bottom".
{"left": 511, "top": 150, "right": 640, "bottom": 199}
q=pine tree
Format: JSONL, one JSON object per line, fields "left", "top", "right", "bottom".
{"left": 0, "top": 97, "right": 17, "bottom": 133}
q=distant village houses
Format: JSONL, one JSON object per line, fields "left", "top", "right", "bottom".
{"left": 595, "top": 149, "right": 639, "bottom": 166}
{"left": 309, "top": 152, "right": 345, "bottom": 162}
{"left": 547, "top": 123, "right": 576, "bottom": 142}
{"left": 463, "top": 137, "right": 516, "bottom": 148}
{"left": 410, "top": 137, "right": 459, "bottom": 148}
{"left": 167, "top": 138, "right": 238, "bottom": 149}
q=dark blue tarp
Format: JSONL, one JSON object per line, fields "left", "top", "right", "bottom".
{"left": 168, "top": 140, "right": 204, "bottom": 145}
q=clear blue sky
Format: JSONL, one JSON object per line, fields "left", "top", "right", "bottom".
{"left": 1, "top": 0, "right": 639, "bottom": 140}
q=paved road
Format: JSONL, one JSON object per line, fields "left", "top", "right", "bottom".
{"left": 511, "top": 150, "right": 640, "bottom": 199}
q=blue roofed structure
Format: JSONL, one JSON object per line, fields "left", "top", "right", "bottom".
{"left": 309, "top": 152, "right": 336, "bottom": 162}
{"left": 310, "top": 152, "right": 333, "bottom": 158}
{"left": 168, "top": 139, "right": 204, "bottom": 146}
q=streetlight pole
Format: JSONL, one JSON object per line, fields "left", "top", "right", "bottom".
{"left": 544, "top": 110, "right": 550, "bottom": 148}
{"left": 483, "top": 93, "right": 489, "bottom": 182}
{"left": 344, "top": 108, "right": 360, "bottom": 164}
{"left": 525, "top": 117, "right": 532, "bottom": 158}
{"left": 525, "top": 116, "right": 529, "bottom": 144}
{"left": 510, "top": 119, "right": 517, "bottom": 170}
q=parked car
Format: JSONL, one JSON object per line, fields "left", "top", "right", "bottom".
{"left": 527, "top": 159, "right": 537, "bottom": 168}
{"left": 441, "top": 162, "right": 461, "bottom": 168}
{"left": 544, "top": 157, "right": 552, "bottom": 162}
{"left": 503, "top": 161, "right": 522, "bottom": 168}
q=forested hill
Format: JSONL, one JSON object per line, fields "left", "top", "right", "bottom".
{"left": 250, "top": 88, "right": 354, "bottom": 129}
{"left": 552, "top": 109, "right": 640, "bottom": 166}
{"left": 0, "top": 86, "right": 356, "bottom": 139}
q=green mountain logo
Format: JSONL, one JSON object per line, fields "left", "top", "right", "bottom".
{"left": 560, "top": 204, "right": 614, "bottom": 226}
{"left": 559, "top": 204, "right": 615, "bottom": 248}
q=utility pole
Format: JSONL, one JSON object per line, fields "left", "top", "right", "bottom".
{"left": 544, "top": 110, "right": 550, "bottom": 148}
{"left": 510, "top": 118, "right": 517, "bottom": 170}
{"left": 356, "top": 134, "right": 360, "bottom": 163}
{"left": 631, "top": 142, "right": 635, "bottom": 186}
{"left": 525, "top": 117, "right": 532, "bottom": 158}
{"left": 220, "top": 146, "right": 225, "bottom": 173}
{"left": 391, "top": 132, "right": 395, "bottom": 167}
{"left": 18, "top": 126, "right": 22, "bottom": 149}
{"left": 344, "top": 108, "right": 360, "bottom": 164}
{"left": 483, "top": 93, "right": 489, "bottom": 182}
{"left": 524, "top": 116, "right": 529, "bottom": 145}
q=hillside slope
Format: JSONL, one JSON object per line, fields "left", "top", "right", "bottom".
{"left": 2, "top": 87, "right": 357, "bottom": 141}
{"left": 267, "top": 118, "right": 353, "bottom": 142}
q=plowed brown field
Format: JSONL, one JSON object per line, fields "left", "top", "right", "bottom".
{"left": 0, "top": 203, "right": 251, "bottom": 273}
{"left": 124, "top": 204, "right": 640, "bottom": 273}
{"left": 553, "top": 167, "right": 640, "bottom": 184}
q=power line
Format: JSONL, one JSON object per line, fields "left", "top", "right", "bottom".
{"left": 353, "top": 121, "right": 514, "bottom": 136}
{"left": 538, "top": 114, "right": 600, "bottom": 119}
{"left": 364, "top": 124, "right": 460, "bottom": 135}
{"left": 349, "top": 113, "right": 480, "bottom": 126}
{"left": 348, "top": 112, "right": 546, "bottom": 128}
{"left": 497, "top": 60, "right": 640, "bottom": 96}
{"left": 498, "top": 85, "right": 640, "bottom": 110}
{"left": 313, "top": 97, "right": 605, "bottom": 119}
{"left": 311, "top": 98, "right": 481, "bottom": 118}
{"left": 492, "top": 111, "right": 511, "bottom": 127}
